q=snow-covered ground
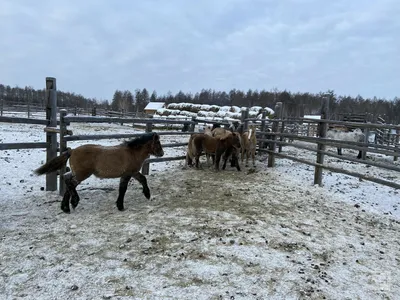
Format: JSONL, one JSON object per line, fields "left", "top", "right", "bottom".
{"left": 1, "top": 115, "right": 400, "bottom": 300}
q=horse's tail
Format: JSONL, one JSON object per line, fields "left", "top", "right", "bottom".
{"left": 35, "top": 148, "right": 72, "bottom": 175}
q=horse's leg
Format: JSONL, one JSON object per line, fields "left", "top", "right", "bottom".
{"left": 232, "top": 151, "right": 241, "bottom": 171}
{"left": 252, "top": 148, "right": 256, "bottom": 167}
{"left": 63, "top": 172, "right": 80, "bottom": 213}
{"left": 245, "top": 149, "right": 250, "bottom": 167}
{"left": 195, "top": 154, "right": 201, "bottom": 169}
{"left": 357, "top": 150, "right": 362, "bottom": 159}
{"left": 116, "top": 175, "right": 132, "bottom": 211}
{"left": 132, "top": 172, "right": 150, "bottom": 199}
{"left": 186, "top": 153, "right": 193, "bottom": 167}
{"left": 215, "top": 149, "right": 224, "bottom": 171}
{"left": 337, "top": 147, "right": 342, "bottom": 155}
{"left": 61, "top": 189, "right": 71, "bottom": 214}
{"left": 222, "top": 152, "right": 229, "bottom": 170}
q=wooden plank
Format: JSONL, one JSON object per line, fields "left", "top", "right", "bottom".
{"left": 266, "top": 139, "right": 400, "bottom": 173}
{"left": 145, "top": 155, "right": 186, "bottom": 163}
{"left": 64, "top": 116, "right": 196, "bottom": 125}
{"left": 259, "top": 133, "right": 400, "bottom": 157}
{"left": 162, "top": 143, "right": 187, "bottom": 148}
{"left": 259, "top": 149, "right": 400, "bottom": 190}
{"left": 0, "top": 142, "right": 47, "bottom": 150}
{"left": 64, "top": 133, "right": 145, "bottom": 142}
{"left": 0, "top": 116, "right": 48, "bottom": 125}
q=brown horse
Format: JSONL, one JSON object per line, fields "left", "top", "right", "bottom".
{"left": 35, "top": 133, "right": 164, "bottom": 213}
{"left": 187, "top": 133, "right": 241, "bottom": 171}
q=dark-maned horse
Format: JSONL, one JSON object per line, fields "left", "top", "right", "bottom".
{"left": 35, "top": 133, "right": 164, "bottom": 213}
{"left": 187, "top": 133, "right": 241, "bottom": 171}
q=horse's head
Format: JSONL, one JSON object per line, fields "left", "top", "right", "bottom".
{"left": 150, "top": 133, "right": 164, "bottom": 157}
{"left": 231, "top": 133, "right": 242, "bottom": 150}
{"left": 212, "top": 123, "right": 221, "bottom": 131}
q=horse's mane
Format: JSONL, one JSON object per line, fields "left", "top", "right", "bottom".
{"left": 212, "top": 123, "right": 221, "bottom": 130}
{"left": 123, "top": 133, "right": 157, "bottom": 149}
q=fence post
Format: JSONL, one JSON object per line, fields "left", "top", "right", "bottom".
{"left": 190, "top": 117, "right": 196, "bottom": 132}
{"left": 268, "top": 102, "right": 282, "bottom": 168}
{"left": 278, "top": 108, "right": 285, "bottom": 153}
{"left": 394, "top": 130, "right": 400, "bottom": 161}
{"left": 241, "top": 109, "right": 249, "bottom": 131}
{"left": 362, "top": 113, "right": 373, "bottom": 160}
{"left": 141, "top": 122, "right": 153, "bottom": 175}
{"left": 259, "top": 110, "right": 267, "bottom": 149}
{"left": 0, "top": 98, "right": 3, "bottom": 116}
{"left": 314, "top": 97, "right": 329, "bottom": 186}
{"left": 59, "top": 109, "right": 68, "bottom": 195}
{"left": 45, "top": 77, "right": 58, "bottom": 191}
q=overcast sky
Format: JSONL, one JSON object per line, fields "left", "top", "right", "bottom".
{"left": 0, "top": 0, "right": 399, "bottom": 100}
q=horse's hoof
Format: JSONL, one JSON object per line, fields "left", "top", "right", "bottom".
{"left": 143, "top": 189, "right": 151, "bottom": 199}
{"left": 61, "top": 207, "right": 71, "bottom": 214}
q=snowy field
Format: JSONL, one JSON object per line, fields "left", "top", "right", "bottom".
{"left": 1, "top": 114, "right": 400, "bottom": 300}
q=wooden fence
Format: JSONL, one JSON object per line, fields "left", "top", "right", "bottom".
{"left": 2, "top": 78, "right": 400, "bottom": 194}
{"left": 255, "top": 99, "right": 400, "bottom": 190}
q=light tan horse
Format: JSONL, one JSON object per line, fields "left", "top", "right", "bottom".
{"left": 241, "top": 124, "right": 257, "bottom": 167}
{"left": 35, "top": 133, "right": 164, "bottom": 213}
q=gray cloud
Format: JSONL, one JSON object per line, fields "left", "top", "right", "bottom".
{"left": 0, "top": 0, "right": 398, "bottom": 100}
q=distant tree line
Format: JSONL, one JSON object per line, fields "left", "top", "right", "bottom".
{"left": 1, "top": 83, "right": 400, "bottom": 123}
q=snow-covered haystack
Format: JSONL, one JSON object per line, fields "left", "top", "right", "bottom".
{"left": 156, "top": 103, "right": 274, "bottom": 122}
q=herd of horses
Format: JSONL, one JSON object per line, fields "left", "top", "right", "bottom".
{"left": 34, "top": 120, "right": 365, "bottom": 214}
{"left": 34, "top": 123, "right": 259, "bottom": 213}
{"left": 185, "top": 123, "right": 258, "bottom": 171}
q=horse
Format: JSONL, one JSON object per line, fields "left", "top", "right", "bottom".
{"left": 187, "top": 133, "right": 241, "bottom": 171}
{"left": 203, "top": 126, "right": 214, "bottom": 164}
{"left": 326, "top": 127, "right": 364, "bottom": 159}
{"left": 35, "top": 133, "right": 164, "bottom": 213}
{"left": 241, "top": 124, "right": 257, "bottom": 167}
{"left": 211, "top": 123, "right": 243, "bottom": 168}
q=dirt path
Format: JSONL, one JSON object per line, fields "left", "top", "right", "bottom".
{"left": 1, "top": 165, "right": 399, "bottom": 299}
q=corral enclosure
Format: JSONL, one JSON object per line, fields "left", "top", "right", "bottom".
{"left": 1, "top": 113, "right": 400, "bottom": 299}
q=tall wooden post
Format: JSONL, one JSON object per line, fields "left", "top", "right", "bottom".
{"left": 259, "top": 110, "right": 267, "bottom": 150}
{"left": 268, "top": 102, "right": 282, "bottom": 168}
{"left": 189, "top": 117, "right": 196, "bottom": 132}
{"left": 314, "top": 97, "right": 329, "bottom": 186}
{"left": 394, "top": 129, "right": 400, "bottom": 161}
{"left": 59, "top": 109, "right": 67, "bottom": 195}
{"left": 45, "top": 77, "right": 58, "bottom": 191}
{"left": 141, "top": 123, "right": 153, "bottom": 175}
{"left": 241, "top": 109, "right": 249, "bottom": 131}
{"left": 278, "top": 106, "right": 285, "bottom": 153}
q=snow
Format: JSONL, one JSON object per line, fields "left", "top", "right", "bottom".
{"left": 144, "top": 102, "right": 165, "bottom": 111}
{"left": 1, "top": 115, "right": 400, "bottom": 299}
{"left": 160, "top": 103, "right": 274, "bottom": 123}
{"left": 304, "top": 115, "right": 321, "bottom": 120}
